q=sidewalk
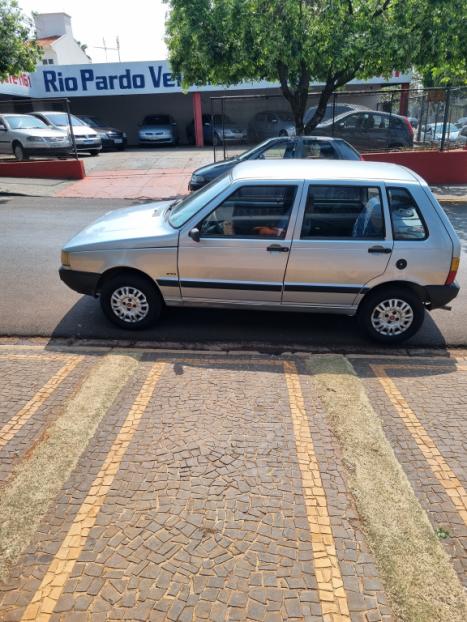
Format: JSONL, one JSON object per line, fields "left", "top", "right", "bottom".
{"left": 0, "top": 342, "right": 465, "bottom": 621}
{"left": 1, "top": 148, "right": 466, "bottom": 203}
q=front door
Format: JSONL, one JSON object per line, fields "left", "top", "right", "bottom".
{"left": 283, "top": 182, "right": 393, "bottom": 308}
{"left": 178, "top": 183, "right": 302, "bottom": 304}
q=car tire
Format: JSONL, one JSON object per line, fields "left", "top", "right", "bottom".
{"left": 13, "top": 142, "right": 28, "bottom": 161}
{"left": 357, "top": 287, "right": 425, "bottom": 344}
{"left": 100, "top": 273, "right": 163, "bottom": 330}
{"left": 89, "top": 150, "right": 100, "bottom": 156}
{"left": 279, "top": 130, "right": 288, "bottom": 137}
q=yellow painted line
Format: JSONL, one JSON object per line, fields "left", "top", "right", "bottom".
{"left": 372, "top": 364, "right": 467, "bottom": 526}
{"left": 283, "top": 360, "right": 350, "bottom": 622}
{"left": 0, "top": 356, "right": 83, "bottom": 451}
{"left": 20, "top": 361, "right": 166, "bottom": 622}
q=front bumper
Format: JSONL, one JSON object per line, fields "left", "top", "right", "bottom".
{"left": 139, "top": 136, "right": 176, "bottom": 144}
{"left": 101, "top": 136, "right": 127, "bottom": 149}
{"left": 59, "top": 267, "right": 101, "bottom": 296}
{"left": 188, "top": 179, "right": 207, "bottom": 191}
{"left": 24, "top": 147, "right": 71, "bottom": 157}
{"left": 425, "top": 283, "right": 460, "bottom": 309}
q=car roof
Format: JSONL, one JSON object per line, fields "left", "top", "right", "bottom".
{"left": 231, "top": 160, "right": 418, "bottom": 183}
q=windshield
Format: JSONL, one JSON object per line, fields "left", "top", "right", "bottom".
{"left": 80, "top": 116, "right": 101, "bottom": 128}
{"left": 44, "top": 113, "right": 85, "bottom": 127}
{"left": 169, "top": 174, "right": 231, "bottom": 228}
{"left": 143, "top": 115, "right": 172, "bottom": 125}
{"left": 5, "top": 115, "right": 47, "bottom": 130}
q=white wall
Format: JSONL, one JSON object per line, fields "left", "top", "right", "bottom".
{"left": 53, "top": 37, "right": 90, "bottom": 65}
{"left": 34, "top": 13, "right": 73, "bottom": 39}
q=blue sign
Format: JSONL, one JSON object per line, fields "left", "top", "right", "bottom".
{"left": 42, "top": 64, "right": 182, "bottom": 94}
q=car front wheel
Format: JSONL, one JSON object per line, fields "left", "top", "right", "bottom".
{"left": 13, "top": 142, "right": 28, "bottom": 161}
{"left": 100, "top": 273, "right": 163, "bottom": 330}
{"left": 357, "top": 287, "right": 425, "bottom": 344}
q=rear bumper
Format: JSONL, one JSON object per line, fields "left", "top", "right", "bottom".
{"left": 59, "top": 267, "right": 100, "bottom": 296}
{"left": 425, "top": 283, "right": 460, "bottom": 309}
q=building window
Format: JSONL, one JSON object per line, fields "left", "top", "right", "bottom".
{"left": 42, "top": 59, "right": 54, "bottom": 65}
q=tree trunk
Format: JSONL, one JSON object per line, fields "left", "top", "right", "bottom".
{"left": 277, "top": 63, "right": 356, "bottom": 135}
{"left": 277, "top": 61, "right": 309, "bottom": 136}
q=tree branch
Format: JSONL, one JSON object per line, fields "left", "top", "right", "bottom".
{"left": 374, "top": 1, "right": 391, "bottom": 18}
{"left": 347, "top": 0, "right": 353, "bottom": 15}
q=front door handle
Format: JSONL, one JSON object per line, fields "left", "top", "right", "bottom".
{"left": 267, "top": 244, "right": 289, "bottom": 253}
{"left": 368, "top": 245, "right": 392, "bottom": 254}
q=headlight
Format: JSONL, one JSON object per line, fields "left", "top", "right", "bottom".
{"left": 191, "top": 174, "right": 205, "bottom": 184}
{"left": 61, "top": 250, "right": 71, "bottom": 267}
{"left": 26, "top": 135, "right": 45, "bottom": 142}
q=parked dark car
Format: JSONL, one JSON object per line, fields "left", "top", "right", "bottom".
{"left": 188, "top": 136, "right": 361, "bottom": 190}
{"left": 303, "top": 103, "right": 369, "bottom": 126}
{"left": 186, "top": 114, "right": 247, "bottom": 145}
{"left": 306, "top": 110, "right": 414, "bottom": 151}
{"left": 77, "top": 115, "right": 127, "bottom": 150}
{"left": 248, "top": 111, "right": 296, "bottom": 142}
{"left": 138, "top": 114, "right": 178, "bottom": 146}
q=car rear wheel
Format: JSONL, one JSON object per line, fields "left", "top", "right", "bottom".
{"left": 357, "top": 287, "right": 425, "bottom": 344}
{"left": 13, "top": 142, "right": 28, "bottom": 161}
{"left": 100, "top": 273, "right": 163, "bottom": 330}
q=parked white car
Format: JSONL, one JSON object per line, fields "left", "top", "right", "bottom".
{"left": 421, "top": 122, "right": 459, "bottom": 143}
{"left": 456, "top": 125, "right": 467, "bottom": 147}
{"left": 32, "top": 111, "right": 102, "bottom": 156}
{"left": 0, "top": 113, "right": 71, "bottom": 161}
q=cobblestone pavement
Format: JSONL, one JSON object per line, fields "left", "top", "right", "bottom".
{"left": 0, "top": 344, "right": 466, "bottom": 621}
{"left": 351, "top": 353, "right": 467, "bottom": 586}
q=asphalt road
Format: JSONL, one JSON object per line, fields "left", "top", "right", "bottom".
{"left": 1, "top": 196, "right": 466, "bottom": 349}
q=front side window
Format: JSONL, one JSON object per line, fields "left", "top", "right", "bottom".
{"left": 341, "top": 114, "right": 363, "bottom": 129}
{"left": 301, "top": 185, "right": 385, "bottom": 239}
{"left": 387, "top": 187, "right": 427, "bottom": 240}
{"left": 199, "top": 185, "right": 297, "bottom": 239}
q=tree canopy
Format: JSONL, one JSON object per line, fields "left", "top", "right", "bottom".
{"left": 0, "top": 0, "right": 41, "bottom": 80}
{"left": 165, "top": 0, "right": 467, "bottom": 133}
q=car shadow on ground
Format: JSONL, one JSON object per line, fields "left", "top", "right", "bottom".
{"left": 49, "top": 295, "right": 446, "bottom": 351}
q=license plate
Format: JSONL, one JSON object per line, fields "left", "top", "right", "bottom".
{"left": 114, "top": 138, "right": 123, "bottom": 144}
{"left": 83, "top": 139, "right": 94, "bottom": 144}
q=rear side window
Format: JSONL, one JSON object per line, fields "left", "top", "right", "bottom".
{"left": 301, "top": 185, "right": 385, "bottom": 239}
{"left": 302, "top": 140, "right": 337, "bottom": 159}
{"left": 387, "top": 187, "right": 428, "bottom": 240}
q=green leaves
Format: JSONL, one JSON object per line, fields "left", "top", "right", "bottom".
{"left": 164, "top": 0, "right": 466, "bottom": 130}
{"left": 0, "top": 0, "right": 41, "bottom": 80}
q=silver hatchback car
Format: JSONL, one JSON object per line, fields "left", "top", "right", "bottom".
{"left": 59, "top": 161, "right": 460, "bottom": 344}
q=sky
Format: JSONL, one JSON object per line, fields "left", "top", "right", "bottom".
{"left": 17, "top": 0, "right": 169, "bottom": 63}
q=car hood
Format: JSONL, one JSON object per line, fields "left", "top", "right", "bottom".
{"left": 96, "top": 126, "right": 122, "bottom": 134}
{"left": 11, "top": 128, "right": 67, "bottom": 138}
{"left": 63, "top": 201, "right": 179, "bottom": 252}
{"left": 140, "top": 124, "right": 174, "bottom": 132}
{"left": 193, "top": 158, "right": 239, "bottom": 178}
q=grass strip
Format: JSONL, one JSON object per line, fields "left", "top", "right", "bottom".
{"left": 0, "top": 352, "right": 140, "bottom": 581}
{"left": 307, "top": 354, "right": 467, "bottom": 622}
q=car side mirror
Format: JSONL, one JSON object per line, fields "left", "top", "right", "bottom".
{"left": 189, "top": 227, "right": 200, "bottom": 242}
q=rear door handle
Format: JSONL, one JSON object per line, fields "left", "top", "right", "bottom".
{"left": 368, "top": 245, "right": 392, "bottom": 254}
{"left": 267, "top": 244, "right": 289, "bottom": 253}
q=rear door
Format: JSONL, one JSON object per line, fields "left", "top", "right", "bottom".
{"left": 283, "top": 182, "right": 393, "bottom": 309}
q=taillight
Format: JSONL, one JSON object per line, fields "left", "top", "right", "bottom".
{"left": 402, "top": 116, "right": 414, "bottom": 139}
{"left": 445, "top": 256, "right": 460, "bottom": 285}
